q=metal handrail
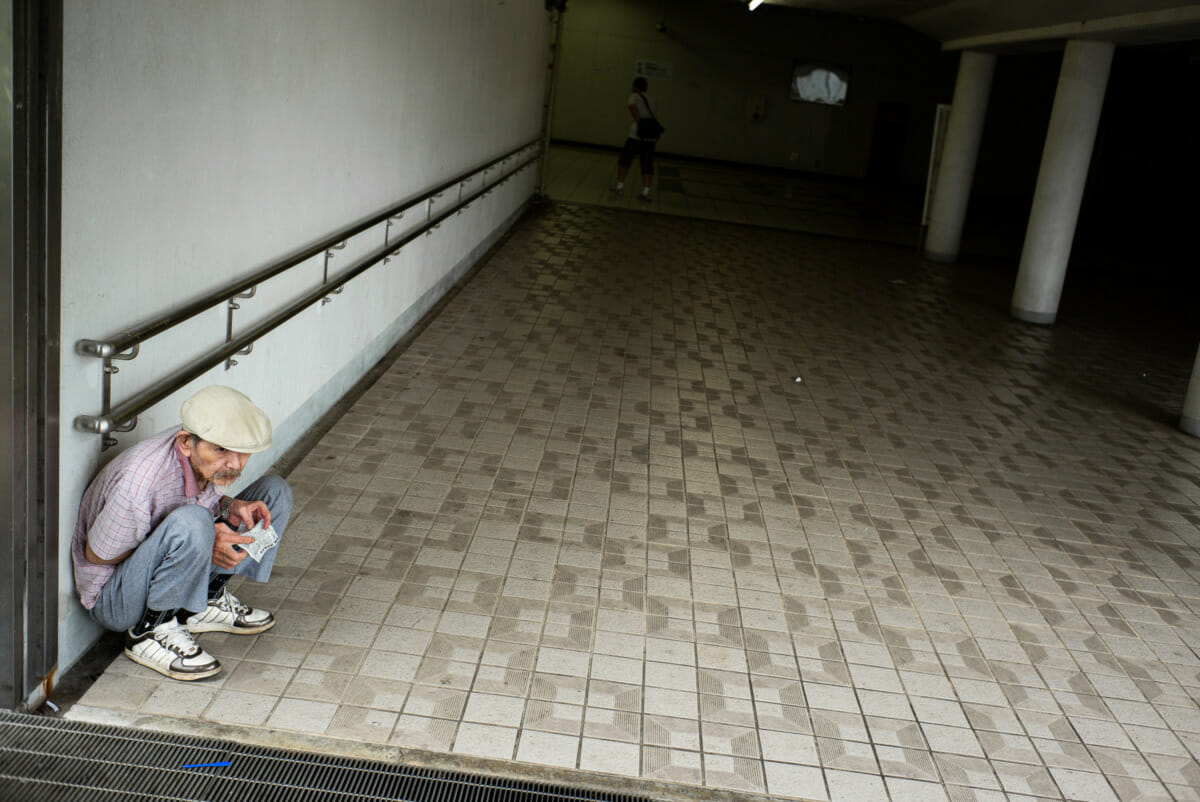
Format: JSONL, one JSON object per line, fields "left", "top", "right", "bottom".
{"left": 77, "top": 137, "right": 541, "bottom": 359}
{"left": 75, "top": 140, "right": 542, "bottom": 444}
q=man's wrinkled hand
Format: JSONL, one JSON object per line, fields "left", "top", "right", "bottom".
{"left": 227, "top": 498, "right": 271, "bottom": 530}
{"left": 213, "top": 521, "right": 253, "bottom": 570}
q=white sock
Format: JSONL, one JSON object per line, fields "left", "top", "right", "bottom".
{"left": 615, "top": 182, "right": 624, "bottom": 190}
{"left": 641, "top": 187, "right": 650, "bottom": 196}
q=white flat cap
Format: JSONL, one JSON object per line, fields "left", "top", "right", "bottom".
{"left": 180, "top": 385, "right": 273, "bottom": 454}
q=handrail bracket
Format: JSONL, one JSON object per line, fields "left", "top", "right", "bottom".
{"left": 225, "top": 286, "right": 259, "bottom": 370}
{"left": 73, "top": 138, "right": 543, "bottom": 448}
{"left": 226, "top": 342, "right": 254, "bottom": 370}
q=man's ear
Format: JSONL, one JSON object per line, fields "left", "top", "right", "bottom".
{"left": 176, "top": 430, "right": 194, "bottom": 456}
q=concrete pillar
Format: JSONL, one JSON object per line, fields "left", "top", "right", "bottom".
{"left": 1182, "top": 344, "right": 1200, "bottom": 437}
{"left": 924, "top": 50, "right": 996, "bottom": 263}
{"left": 1011, "top": 39, "right": 1115, "bottom": 324}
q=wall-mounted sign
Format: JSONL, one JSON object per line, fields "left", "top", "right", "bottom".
{"left": 790, "top": 60, "right": 850, "bottom": 106}
{"left": 635, "top": 60, "right": 672, "bottom": 80}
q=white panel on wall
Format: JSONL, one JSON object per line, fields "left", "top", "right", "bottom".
{"left": 58, "top": 0, "right": 550, "bottom": 673}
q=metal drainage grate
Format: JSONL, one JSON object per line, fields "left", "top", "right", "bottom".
{"left": 0, "top": 711, "right": 650, "bottom": 802}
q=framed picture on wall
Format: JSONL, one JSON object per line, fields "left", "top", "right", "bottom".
{"left": 789, "top": 61, "right": 850, "bottom": 106}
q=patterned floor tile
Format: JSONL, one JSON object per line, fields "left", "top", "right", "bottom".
{"left": 702, "top": 753, "right": 767, "bottom": 795}
{"left": 325, "top": 705, "right": 398, "bottom": 743}
{"left": 68, "top": 187, "right": 1200, "bottom": 802}
{"left": 516, "top": 730, "right": 580, "bottom": 769}
{"left": 825, "top": 769, "right": 888, "bottom": 802}
{"left": 389, "top": 713, "right": 457, "bottom": 751}
{"left": 454, "top": 722, "right": 517, "bottom": 760}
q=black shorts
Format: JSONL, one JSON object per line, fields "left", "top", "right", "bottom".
{"left": 617, "top": 137, "right": 656, "bottom": 175}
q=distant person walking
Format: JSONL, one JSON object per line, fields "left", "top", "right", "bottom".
{"left": 614, "top": 77, "right": 664, "bottom": 202}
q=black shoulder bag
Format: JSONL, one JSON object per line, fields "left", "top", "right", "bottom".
{"left": 635, "top": 95, "right": 665, "bottom": 141}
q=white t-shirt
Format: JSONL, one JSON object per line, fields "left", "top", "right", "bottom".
{"left": 628, "top": 92, "right": 656, "bottom": 140}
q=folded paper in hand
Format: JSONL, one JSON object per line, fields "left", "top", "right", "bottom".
{"left": 241, "top": 520, "right": 279, "bottom": 562}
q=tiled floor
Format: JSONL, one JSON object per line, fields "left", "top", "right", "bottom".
{"left": 543, "top": 142, "right": 923, "bottom": 247}
{"left": 67, "top": 196, "right": 1200, "bottom": 801}
{"left": 542, "top": 142, "right": 1024, "bottom": 257}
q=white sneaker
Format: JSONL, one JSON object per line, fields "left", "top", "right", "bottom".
{"left": 186, "top": 588, "right": 275, "bottom": 635}
{"left": 125, "top": 619, "right": 221, "bottom": 681}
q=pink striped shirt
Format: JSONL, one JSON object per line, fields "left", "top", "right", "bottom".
{"left": 72, "top": 428, "right": 223, "bottom": 609}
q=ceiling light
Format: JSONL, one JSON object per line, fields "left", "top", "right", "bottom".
{"left": 748, "top": 0, "right": 765, "bottom": 9}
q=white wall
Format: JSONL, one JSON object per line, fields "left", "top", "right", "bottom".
{"left": 552, "top": 0, "right": 952, "bottom": 183}
{"left": 57, "top": 0, "right": 550, "bottom": 673}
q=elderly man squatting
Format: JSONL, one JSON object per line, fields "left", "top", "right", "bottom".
{"left": 71, "top": 385, "right": 293, "bottom": 681}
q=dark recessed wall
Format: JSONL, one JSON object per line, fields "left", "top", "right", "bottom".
{"left": 1075, "top": 40, "right": 1199, "bottom": 281}
{"left": 552, "top": 0, "right": 955, "bottom": 184}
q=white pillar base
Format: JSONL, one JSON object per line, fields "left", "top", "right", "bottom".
{"left": 1010, "top": 40, "right": 1114, "bottom": 324}
{"left": 1011, "top": 306, "right": 1057, "bottom": 325}
{"left": 1181, "top": 344, "right": 1200, "bottom": 438}
{"left": 923, "top": 249, "right": 959, "bottom": 264}
{"left": 1182, "top": 415, "right": 1200, "bottom": 438}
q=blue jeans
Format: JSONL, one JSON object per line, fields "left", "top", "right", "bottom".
{"left": 89, "top": 474, "right": 293, "bottom": 632}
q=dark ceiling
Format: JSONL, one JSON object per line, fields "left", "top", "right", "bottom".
{"left": 757, "top": 1, "right": 1200, "bottom": 49}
